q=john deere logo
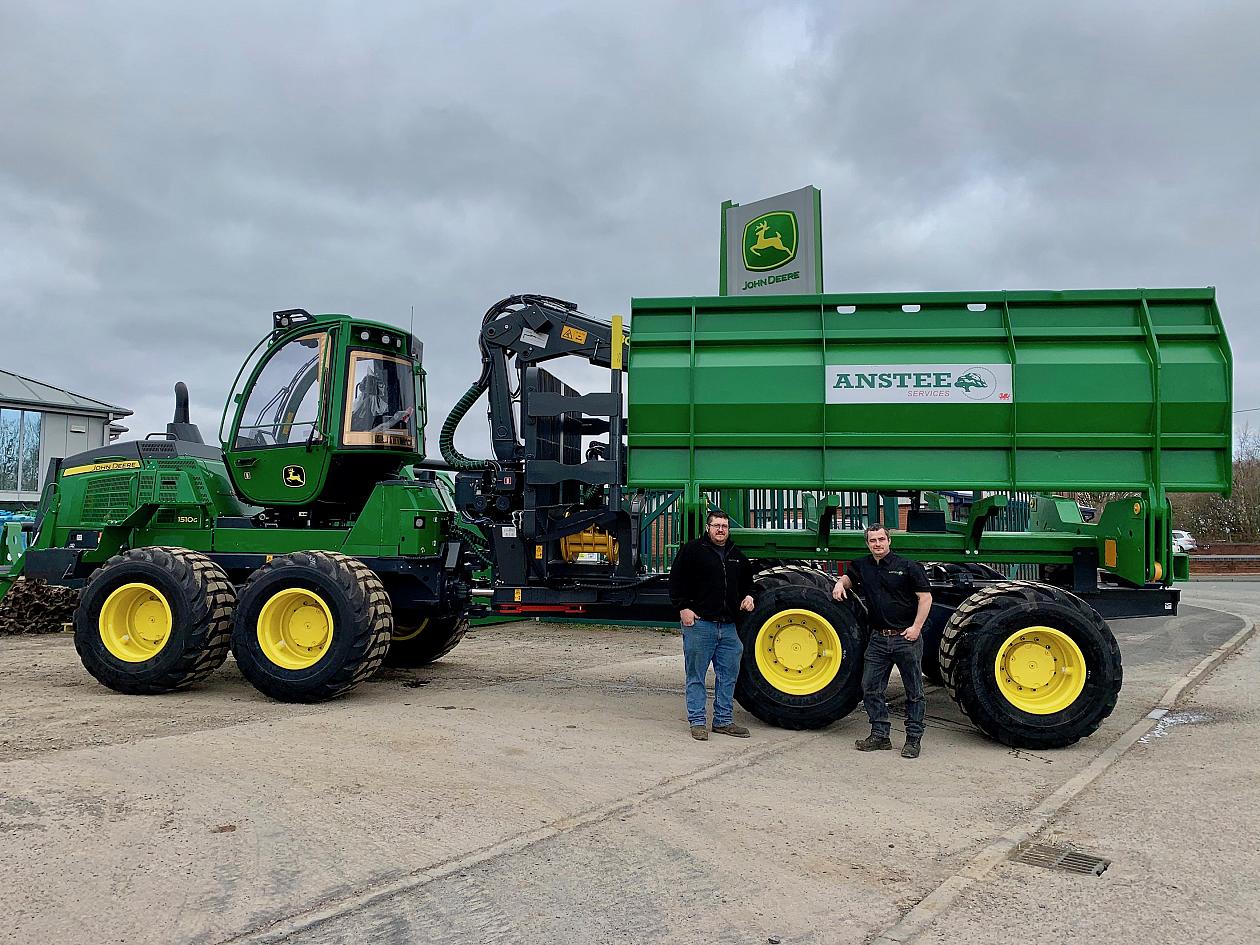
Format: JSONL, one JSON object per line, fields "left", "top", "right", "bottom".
{"left": 282, "top": 465, "right": 306, "bottom": 487}
{"left": 742, "top": 211, "right": 798, "bottom": 271}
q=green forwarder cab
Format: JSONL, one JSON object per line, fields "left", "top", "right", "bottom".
{"left": 3, "top": 309, "right": 472, "bottom": 700}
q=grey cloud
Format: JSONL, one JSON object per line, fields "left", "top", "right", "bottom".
{"left": 1, "top": 0, "right": 1256, "bottom": 454}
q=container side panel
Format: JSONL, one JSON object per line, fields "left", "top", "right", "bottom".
{"left": 627, "top": 289, "right": 1231, "bottom": 495}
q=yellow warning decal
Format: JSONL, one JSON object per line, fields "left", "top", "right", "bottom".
{"left": 535, "top": 545, "right": 544, "bottom": 560}
{"left": 560, "top": 325, "right": 587, "bottom": 345}
{"left": 514, "top": 588, "right": 523, "bottom": 602}
{"left": 63, "top": 460, "right": 142, "bottom": 477}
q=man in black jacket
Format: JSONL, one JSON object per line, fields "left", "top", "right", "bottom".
{"left": 668, "top": 510, "right": 756, "bottom": 740}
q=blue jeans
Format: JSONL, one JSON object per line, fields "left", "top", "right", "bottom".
{"left": 862, "top": 633, "right": 926, "bottom": 739}
{"left": 682, "top": 619, "right": 743, "bottom": 727}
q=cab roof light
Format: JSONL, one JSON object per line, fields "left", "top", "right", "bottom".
{"left": 350, "top": 325, "right": 415, "bottom": 353}
{"left": 273, "top": 309, "right": 314, "bottom": 334}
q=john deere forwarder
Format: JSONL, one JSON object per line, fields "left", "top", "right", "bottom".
{"left": 0, "top": 289, "right": 1232, "bottom": 750}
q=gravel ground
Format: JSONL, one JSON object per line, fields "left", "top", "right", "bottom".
{"left": 0, "top": 593, "right": 1247, "bottom": 945}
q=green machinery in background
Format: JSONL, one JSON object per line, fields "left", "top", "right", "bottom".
{"left": 0, "top": 288, "right": 1232, "bottom": 752}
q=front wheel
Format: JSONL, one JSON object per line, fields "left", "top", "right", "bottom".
{"left": 74, "top": 547, "right": 234, "bottom": 694}
{"left": 231, "top": 551, "right": 392, "bottom": 702}
{"left": 735, "top": 584, "right": 866, "bottom": 729}
{"left": 940, "top": 581, "right": 1122, "bottom": 749}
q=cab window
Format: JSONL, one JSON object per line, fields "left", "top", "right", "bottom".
{"left": 236, "top": 333, "right": 326, "bottom": 448}
{"left": 343, "top": 352, "right": 416, "bottom": 448}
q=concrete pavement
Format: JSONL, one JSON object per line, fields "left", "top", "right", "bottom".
{"left": 903, "top": 582, "right": 1260, "bottom": 945}
{"left": 0, "top": 584, "right": 1253, "bottom": 945}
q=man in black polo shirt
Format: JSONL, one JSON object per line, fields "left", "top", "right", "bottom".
{"left": 832, "top": 523, "right": 933, "bottom": 758}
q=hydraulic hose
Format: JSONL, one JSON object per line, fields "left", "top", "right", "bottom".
{"left": 439, "top": 294, "right": 579, "bottom": 471}
{"left": 439, "top": 375, "right": 492, "bottom": 470}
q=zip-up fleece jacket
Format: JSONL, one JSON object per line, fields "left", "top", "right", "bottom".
{"left": 668, "top": 535, "right": 756, "bottom": 623}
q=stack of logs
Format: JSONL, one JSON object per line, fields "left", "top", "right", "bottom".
{"left": 0, "top": 578, "right": 80, "bottom": 635}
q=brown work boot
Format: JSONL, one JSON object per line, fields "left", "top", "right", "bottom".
{"left": 711, "top": 722, "right": 751, "bottom": 738}
{"left": 901, "top": 737, "right": 921, "bottom": 759}
{"left": 854, "top": 733, "right": 893, "bottom": 752}
{"left": 690, "top": 725, "right": 709, "bottom": 741}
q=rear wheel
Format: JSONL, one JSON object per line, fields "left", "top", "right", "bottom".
{"left": 919, "top": 603, "right": 955, "bottom": 684}
{"left": 751, "top": 564, "right": 840, "bottom": 595}
{"left": 231, "top": 551, "right": 391, "bottom": 702}
{"left": 384, "top": 614, "right": 469, "bottom": 667}
{"left": 74, "top": 547, "right": 234, "bottom": 694}
{"left": 735, "top": 583, "right": 866, "bottom": 729}
{"left": 940, "top": 581, "right": 1121, "bottom": 749}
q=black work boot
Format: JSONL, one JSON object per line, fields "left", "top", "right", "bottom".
{"left": 901, "top": 737, "right": 922, "bottom": 759}
{"left": 854, "top": 733, "right": 893, "bottom": 752}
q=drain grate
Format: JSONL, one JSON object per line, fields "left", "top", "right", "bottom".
{"left": 1011, "top": 841, "right": 1110, "bottom": 876}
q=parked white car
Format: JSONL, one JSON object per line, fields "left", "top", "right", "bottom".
{"left": 1172, "top": 529, "right": 1198, "bottom": 553}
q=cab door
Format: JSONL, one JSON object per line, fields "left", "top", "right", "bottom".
{"left": 226, "top": 330, "right": 333, "bottom": 507}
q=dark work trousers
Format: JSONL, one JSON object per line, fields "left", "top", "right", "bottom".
{"left": 862, "top": 633, "right": 926, "bottom": 740}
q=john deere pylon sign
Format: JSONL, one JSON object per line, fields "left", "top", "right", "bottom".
{"left": 722, "top": 186, "right": 822, "bottom": 296}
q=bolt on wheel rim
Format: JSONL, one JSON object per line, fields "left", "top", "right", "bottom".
{"left": 755, "top": 608, "right": 842, "bottom": 695}
{"left": 994, "top": 625, "right": 1087, "bottom": 714}
{"left": 99, "top": 582, "right": 173, "bottom": 662}
{"left": 257, "top": 587, "right": 334, "bottom": 670}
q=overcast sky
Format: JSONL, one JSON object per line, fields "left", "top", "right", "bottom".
{"left": 2, "top": 1, "right": 1257, "bottom": 454}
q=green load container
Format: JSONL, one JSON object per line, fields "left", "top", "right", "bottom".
{"left": 626, "top": 288, "right": 1231, "bottom": 497}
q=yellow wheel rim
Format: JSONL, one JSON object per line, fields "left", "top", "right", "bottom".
{"left": 257, "top": 588, "right": 335, "bottom": 671}
{"left": 392, "top": 617, "right": 430, "bottom": 643}
{"left": 994, "top": 625, "right": 1087, "bottom": 714}
{"left": 754, "top": 608, "right": 843, "bottom": 695}
{"left": 99, "top": 582, "right": 173, "bottom": 662}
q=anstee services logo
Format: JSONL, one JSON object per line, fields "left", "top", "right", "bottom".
{"left": 956, "top": 366, "right": 997, "bottom": 400}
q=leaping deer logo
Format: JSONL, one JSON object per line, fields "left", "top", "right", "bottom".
{"left": 749, "top": 220, "right": 790, "bottom": 257}
{"left": 742, "top": 211, "right": 798, "bottom": 271}
{"left": 283, "top": 465, "right": 306, "bottom": 487}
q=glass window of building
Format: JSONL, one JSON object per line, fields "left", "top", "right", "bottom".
{"left": 20, "top": 412, "right": 41, "bottom": 491}
{"left": 0, "top": 408, "right": 41, "bottom": 492}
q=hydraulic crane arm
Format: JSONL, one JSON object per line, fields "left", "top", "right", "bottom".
{"left": 443, "top": 294, "right": 637, "bottom": 582}
{"left": 482, "top": 296, "right": 626, "bottom": 463}
{"left": 440, "top": 294, "right": 627, "bottom": 469}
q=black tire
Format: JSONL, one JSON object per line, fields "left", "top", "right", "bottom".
{"left": 753, "top": 564, "right": 873, "bottom": 640}
{"left": 940, "top": 581, "right": 1122, "bottom": 749}
{"left": 925, "top": 561, "right": 1006, "bottom": 582}
{"left": 734, "top": 584, "right": 866, "bottom": 729}
{"left": 74, "top": 547, "right": 234, "bottom": 695}
{"left": 753, "top": 564, "right": 839, "bottom": 595}
{"left": 919, "top": 602, "right": 955, "bottom": 685}
{"left": 384, "top": 614, "right": 469, "bottom": 667}
{"left": 750, "top": 557, "right": 791, "bottom": 575}
{"left": 231, "top": 551, "right": 392, "bottom": 702}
